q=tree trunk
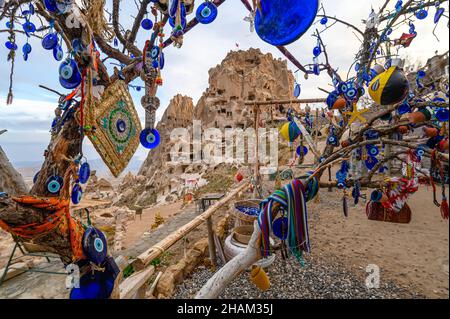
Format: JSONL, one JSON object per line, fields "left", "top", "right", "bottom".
{"left": 0, "top": 113, "right": 82, "bottom": 263}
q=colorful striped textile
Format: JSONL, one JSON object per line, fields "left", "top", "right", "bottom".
{"left": 258, "top": 179, "right": 310, "bottom": 262}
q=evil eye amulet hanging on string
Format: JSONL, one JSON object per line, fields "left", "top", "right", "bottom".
{"left": 196, "top": 1, "right": 218, "bottom": 24}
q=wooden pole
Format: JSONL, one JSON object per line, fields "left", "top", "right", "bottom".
{"left": 244, "top": 98, "right": 326, "bottom": 106}
{"left": 132, "top": 181, "right": 249, "bottom": 270}
{"left": 253, "top": 104, "right": 260, "bottom": 198}
{"left": 206, "top": 216, "right": 217, "bottom": 268}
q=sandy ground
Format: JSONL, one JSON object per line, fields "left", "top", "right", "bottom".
{"left": 122, "top": 201, "right": 184, "bottom": 250}
{"left": 307, "top": 185, "right": 449, "bottom": 298}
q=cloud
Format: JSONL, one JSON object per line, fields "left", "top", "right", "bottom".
{"left": 1, "top": 0, "right": 448, "bottom": 165}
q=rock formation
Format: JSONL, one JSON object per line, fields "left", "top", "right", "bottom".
{"left": 136, "top": 48, "right": 295, "bottom": 205}
{"left": 0, "top": 131, "right": 28, "bottom": 195}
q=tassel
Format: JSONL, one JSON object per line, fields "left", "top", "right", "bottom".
{"left": 441, "top": 197, "right": 449, "bottom": 220}
{"left": 343, "top": 192, "right": 348, "bottom": 217}
{"left": 6, "top": 90, "right": 13, "bottom": 105}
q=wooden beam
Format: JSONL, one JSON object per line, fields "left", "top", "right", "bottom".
{"left": 119, "top": 266, "right": 155, "bottom": 299}
{"left": 132, "top": 182, "right": 250, "bottom": 270}
{"left": 244, "top": 98, "right": 326, "bottom": 106}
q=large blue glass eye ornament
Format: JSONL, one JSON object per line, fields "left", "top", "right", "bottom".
{"left": 196, "top": 1, "right": 218, "bottom": 24}
{"left": 141, "top": 18, "right": 153, "bottom": 30}
{"left": 140, "top": 128, "right": 161, "bottom": 149}
{"left": 59, "top": 58, "right": 82, "bottom": 89}
{"left": 42, "top": 32, "right": 58, "bottom": 50}
{"left": 255, "top": 0, "right": 319, "bottom": 46}
{"left": 71, "top": 183, "right": 83, "bottom": 205}
{"left": 79, "top": 162, "right": 91, "bottom": 184}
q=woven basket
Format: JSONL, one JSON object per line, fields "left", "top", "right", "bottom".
{"left": 233, "top": 199, "right": 261, "bottom": 227}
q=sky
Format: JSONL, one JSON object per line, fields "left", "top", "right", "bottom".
{"left": 0, "top": 0, "right": 448, "bottom": 169}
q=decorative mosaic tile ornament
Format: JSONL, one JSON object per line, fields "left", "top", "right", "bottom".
{"left": 84, "top": 80, "right": 141, "bottom": 177}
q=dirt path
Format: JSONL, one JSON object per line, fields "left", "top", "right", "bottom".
{"left": 120, "top": 202, "right": 200, "bottom": 259}
{"left": 122, "top": 201, "right": 184, "bottom": 251}
{"left": 308, "top": 186, "right": 449, "bottom": 298}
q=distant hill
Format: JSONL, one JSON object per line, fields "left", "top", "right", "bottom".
{"left": 15, "top": 157, "right": 144, "bottom": 185}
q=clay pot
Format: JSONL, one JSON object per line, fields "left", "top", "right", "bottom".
{"left": 423, "top": 127, "right": 438, "bottom": 138}
{"left": 332, "top": 97, "right": 347, "bottom": 110}
{"left": 398, "top": 126, "right": 409, "bottom": 134}
{"left": 341, "top": 140, "right": 351, "bottom": 148}
{"left": 407, "top": 111, "right": 426, "bottom": 124}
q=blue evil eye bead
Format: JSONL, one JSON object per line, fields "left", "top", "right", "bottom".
{"left": 294, "top": 83, "right": 301, "bottom": 98}
{"left": 5, "top": 21, "right": 13, "bottom": 28}
{"left": 141, "top": 18, "right": 154, "bottom": 30}
{"left": 152, "top": 60, "right": 159, "bottom": 68}
{"left": 370, "top": 189, "right": 383, "bottom": 202}
{"left": 33, "top": 171, "right": 40, "bottom": 184}
{"left": 53, "top": 45, "right": 64, "bottom": 61}
{"left": 434, "top": 7, "right": 445, "bottom": 24}
{"left": 72, "top": 38, "right": 84, "bottom": 53}
{"left": 136, "top": 86, "right": 141, "bottom": 92}
{"left": 55, "top": 1, "right": 71, "bottom": 14}
{"left": 417, "top": 70, "right": 426, "bottom": 78}
{"left": 255, "top": 0, "right": 319, "bottom": 46}
{"left": 386, "top": 28, "right": 393, "bottom": 35}
{"left": 364, "top": 129, "right": 380, "bottom": 140}
{"left": 116, "top": 119, "right": 127, "bottom": 133}
{"left": 23, "top": 21, "right": 36, "bottom": 34}
{"left": 159, "top": 52, "right": 165, "bottom": 70}
{"left": 345, "top": 87, "right": 357, "bottom": 100}
{"left": 71, "top": 183, "right": 83, "bottom": 205}
{"left": 196, "top": 1, "right": 218, "bottom": 25}
{"left": 150, "top": 46, "right": 160, "bottom": 60}
{"left": 272, "top": 217, "right": 288, "bottom": 240}
{"left": 60, "top": 64, "right": 73, "bottom": 79}
{"left": 313, "top": 46, "right": 321, "bottom": 57}
{"left": 398, "top": 102, "right": 411, "bottom": 115}
{"left": 140, "top": 128, "right": 161, "bottom": 149}
{"left": 113, "top": 37, "right": 118, "bottom": 47}
{"left": 59, "top": 59, "right": 82, "bottom": 89}
{"left": 416, "top": 9, "right": 428, "bottom": 20}
{"left": 44, "top": 0, "right": 58, "bottom": 12}
{"left": 395, "top": 0, "right": 403, "bottom": 11}
{"left": 82, "top": 227, "right": 107, "bottom": 265}
{"left": 320, "top": 17, "right": 328, "bottom": 25}
{"left": 79, "top": 162, "right": 91, "bottom": 184}
{"left": 436, "top": 108, "right": 449, "bottom": 122}
{"left": 338, "top": 82, "right": 348, "bottom": 94}
{"left": 46, "top": 176, "right": 63, "bottom": 194}
{"left": 365, "top": 156, "right": 379, "bottom": 170}
{"left": 169, "top": 0, "right": 179, "bottom": 17}
{"left": 5, "top": 41, "right": 17, "bottom": 50}
{"left": 355, "top": 63, "right": 360, "bottom": 71}
{"left": 327, "top": 135, "right": 338, "bottom": 146}
{"left": 42, "top": 33, "right": 58, "bottom": 50}
{"left": 366, "top": 145, "right": 379, "bottom": 156}
{"left": 296, "top": 146, "right": 309, "bottom": 157}
{"left": 416, "top": 148, "right": 425, "bottom": 157}
{"left": 22, "top": 43, "right": 32, "bottom": 54}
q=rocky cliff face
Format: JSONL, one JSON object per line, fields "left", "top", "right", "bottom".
{"left": 133, "top": 48, "right": 295, "bottom": 205}
{"left": 0, "top": 143, "right": 28, "bottom": 195}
